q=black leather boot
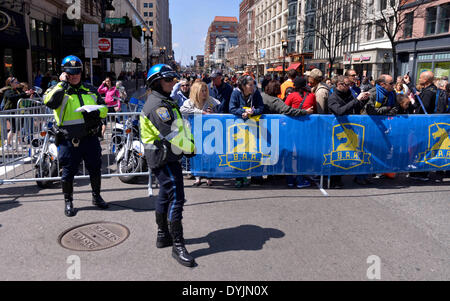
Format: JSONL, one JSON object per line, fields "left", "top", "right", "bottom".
{"left": 90, "top": 175, "right": 108, "bottom": 209}
{"left": 169, "top": 220, "right": 195, "bottom": 267}
{"left": 62, "top": 181, "right": 76, "bottom": 217}
{"left": 155, "top": 212, "right": 172, "bottom": 248}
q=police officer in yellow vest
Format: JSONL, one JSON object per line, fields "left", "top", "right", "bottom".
{"left": 44, "top": 55, "right": 109, "bottom": 217}
{"left": 140, "top": 64, "right": 196, "bottom": 267}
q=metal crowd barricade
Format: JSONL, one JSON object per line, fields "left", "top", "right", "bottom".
{"left": 0, "top": 109, "right": 158, "bottom": 196}
{"left": 1, "top": 92, "right": 196, "bottom": 197}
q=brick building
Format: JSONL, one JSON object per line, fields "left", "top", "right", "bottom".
{"left": 204, "top": 16, "right": 238, "bottom": 70}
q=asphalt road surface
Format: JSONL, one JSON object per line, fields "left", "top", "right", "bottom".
{"left": 0, "top": 174, "right": 449, "bottom": 281}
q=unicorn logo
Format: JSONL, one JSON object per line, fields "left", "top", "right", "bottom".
{"left": 219, "top": 121, "right": 270, "bottom": 172}
{"left": 336, "top": 125, "right": 361, "bottom": 152}
{"left": 417, "top": 123, "right": 450, "bottom": 168}
{"left": 232, "top": 124, "right": 258, "bottom": 153}
{"left": 431, "top": 125, "right": 450, "bottom": 151}
{"left": 324, "top": 123, "right": 371, "bottom": 170}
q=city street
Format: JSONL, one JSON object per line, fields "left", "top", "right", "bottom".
{"left": 1, "top": 0, "right": 450, "bottom": 285}
{"left": 0, "top": 175, "right": 449, "bottom": 281}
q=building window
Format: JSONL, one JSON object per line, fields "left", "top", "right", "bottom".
{"left": 144, "top": 12, "right": 148, "bottom": 17}
{"left": 425, "top": 6, "right": 437, "bottom": 35}
{"left": 367, "top": 23, "right": 372, "bottom": 41}
{"left": 438, "top": 3, "right": 450, "bottom": 34}
{"left": 343, "top": 6, "right": 350, "bottom": 22}
{"left": 144, "top": 3, "right": 148, "bottom": 8}
{"left": 376, "top": 20, "right": 385, "bottom": 39}
{"left": 403, "top": 12, "right": 413, "bottom": 38}
{"left": 149, "top": 3, "right": 153, "bottom": 8}
{"left": 149, "top": 12, "right": 153, "bottom": 17}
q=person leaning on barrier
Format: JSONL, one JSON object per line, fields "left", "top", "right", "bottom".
{"left": 363, "top": 74, "right": 397, "bottom": 116}
{"left": 180, "top": 81, "right": 219, "bottom": 187}
{"left": 44, "top": 55, "right": 108, "bottom": 217}
{"left": 327, "top": 75, "right": 370, "bottom": 189}
{"left": 140, "top": 64, "right": 197, "bottom": 268}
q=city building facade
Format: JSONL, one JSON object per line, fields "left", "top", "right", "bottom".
{"left": 204, "top": 16, "right": 239, "bottom": 70}
{"left": 396, "top": 0, "right": 450, "bottom": 81}
{"left": 0, "top": 0, "right": 151, "bottom": 86}
{"left": 254, "top": 0, "right": 289, "bottom": 73}
{"left": 133, "top": 0, "right": 172, "bottom": 63}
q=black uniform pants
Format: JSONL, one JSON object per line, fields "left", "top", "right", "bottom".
{"left": 152, "top": 161, "right": 185, "bottom": 222}
{"left": 58, "top": 136, "right": 102, "bottom": 182}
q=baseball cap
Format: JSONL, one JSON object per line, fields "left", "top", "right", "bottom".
{"left": 211, "top": 70, "right": 223, "bottom": 78}
{"left": 309, "top": 69, "right": 323, "bottom": 80}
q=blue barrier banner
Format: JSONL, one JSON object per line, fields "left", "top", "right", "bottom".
{"left": 188, "top": 114, "right": 450, "bottom": 178}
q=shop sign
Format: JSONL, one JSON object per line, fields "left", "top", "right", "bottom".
{"left": 0, "top": 10, "right": 11, "bottom": 31}
{"left": 353, "top": 56, "right": 371, "bottom": 62}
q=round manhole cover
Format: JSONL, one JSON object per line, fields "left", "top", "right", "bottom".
{"left": 59, "top": 222, "right": 130, "bottom": 251}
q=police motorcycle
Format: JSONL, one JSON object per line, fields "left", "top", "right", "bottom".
{"left": 31, "top": 118, "right": 60, "bottom": 188}
{"left": 114, "top": 97, "right": 148, "bottom": 184}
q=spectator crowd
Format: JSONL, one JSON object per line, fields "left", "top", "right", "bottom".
{"left": 2, "top": 66, "right": 450, "bottom": 189}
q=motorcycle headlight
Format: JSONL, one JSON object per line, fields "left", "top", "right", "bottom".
{"left": 31, "top": 139, "right": 42, "bottom": 148}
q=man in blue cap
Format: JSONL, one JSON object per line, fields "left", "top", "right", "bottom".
{"left": 44, "top": 55, "right": 109, "bottom": 217}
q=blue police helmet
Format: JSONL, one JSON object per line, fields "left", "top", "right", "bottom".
{"left": 146, "top": 64, "right": 179, "bottom": 87}
{"left": 61, "top": 55, "right": 83, "bottom": 75}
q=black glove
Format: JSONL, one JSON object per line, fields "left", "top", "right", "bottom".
{"left": 184, "top": 152, "right": 196, "bottom": 158}
{"left": 82, "top": 110, "right": 102, "bottom": 136}
{"left": 184, "top": 144, "right": 197, "bottom": 158}
{"left": 82, "top": 110, "right": 100, "bottom": 119}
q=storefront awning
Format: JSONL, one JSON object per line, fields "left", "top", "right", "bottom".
{"left": 274, "top": 66, "right": 283, "bottom": 72}
{"left": 287, "top": 62, "right": 301, "bottom": 70}
{"left": 267, "top": 68, "right": 274, "bottom": 72}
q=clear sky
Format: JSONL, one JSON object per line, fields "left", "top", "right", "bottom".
{"left": 170, "top": 0, "right": 241, "bottom": 66}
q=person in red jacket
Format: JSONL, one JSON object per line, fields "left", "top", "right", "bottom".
{"left": 285, "top": 76, "right": 316, "bottom": 112}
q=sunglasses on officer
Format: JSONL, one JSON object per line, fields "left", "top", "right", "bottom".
{"left": 163, "top": 78, "right": 175, "bottom": 83}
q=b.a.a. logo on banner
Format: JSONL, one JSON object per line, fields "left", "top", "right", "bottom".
{"left": 219, "top": 119, "right": 278, "bottom": 171}
{"left": 323, "top": 123, "right": 371, "bottom": 170}
{"left": 416, "top": 123, "right": 450, "bottom": 168}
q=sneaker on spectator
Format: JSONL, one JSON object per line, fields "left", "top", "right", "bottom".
{"left": 408, "top": 175, "right": 429, "bottom": 181}
{"left": 235, "top": 179, "right": 243, "bottom": 188}
{"left": 296, "top": 178, "right": 311, "bottom": 189}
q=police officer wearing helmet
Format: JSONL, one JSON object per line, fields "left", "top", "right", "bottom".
{"left": 140, "top": 64, "right": 196, "bottom": 267}
{"left": 44, "top": 55, "right": 109, "bottom": 217}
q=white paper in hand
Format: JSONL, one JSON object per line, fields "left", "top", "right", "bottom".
{"left": 75, "top": 105, "right": 105, "bottom": 113}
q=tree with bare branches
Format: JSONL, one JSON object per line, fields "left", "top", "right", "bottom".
{"left": 312, "top": 0, "right": 362, "bottom": 77}
{"left": 358, "top": 0, "right": 428, "bottom": 77}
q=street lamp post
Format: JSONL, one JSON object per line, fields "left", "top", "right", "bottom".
{"left": 142, "top": 27, "right": 153, "bottom": 72}
{"left": 281, "top": 39, "right": 288, "bottom": 79}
